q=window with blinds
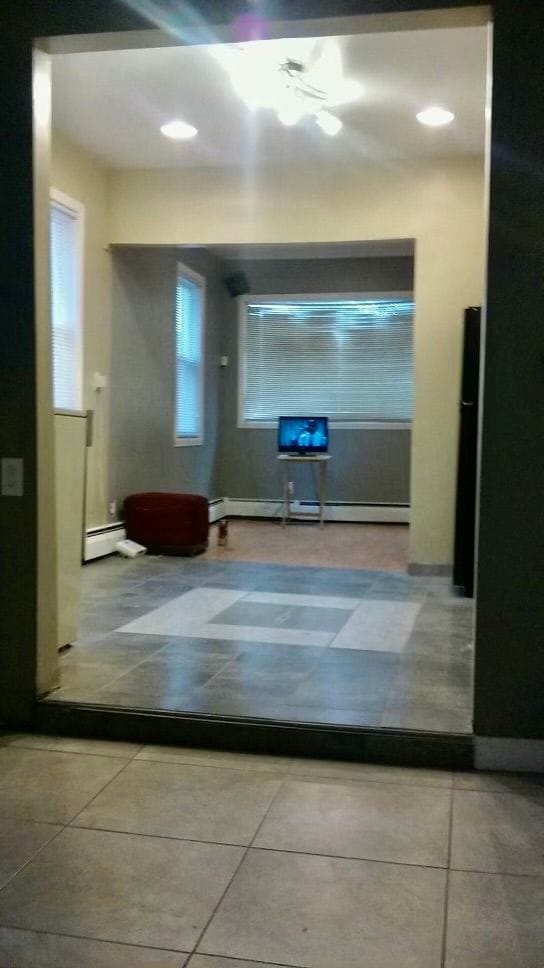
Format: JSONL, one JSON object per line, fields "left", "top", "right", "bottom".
{"left": 50, "top": 196, "right": 82, "bottom": 410}
{"left": 174, "top": 265, "right": 205, "bottom": 445}
{"left": 240, "top": 294, "right": 414, "bottom": 426}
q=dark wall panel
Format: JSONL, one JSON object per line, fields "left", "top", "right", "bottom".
{"left": 0, "top": 33, "right": 37, "bottom": 725}
{"left": 474, "top": 0, "right": 544, "bottom": 738}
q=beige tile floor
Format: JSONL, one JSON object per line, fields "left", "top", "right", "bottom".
{"left": 0, "top": 734, "right": 543, "bottom": 967}
{"left": 205, "top": 520, "right": 409, "bottom": 571}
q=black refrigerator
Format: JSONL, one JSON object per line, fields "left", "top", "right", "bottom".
{"left": 453, "top": 306, "right": 481, "bottom": 597}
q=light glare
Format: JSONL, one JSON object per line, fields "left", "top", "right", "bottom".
{"left": 316, "top": 111, "right": 342, "bottom": 136}
{"left": 416, "top": 106, "right": 455, "bottom": 127}
{"left": 160, "top": 119, "right": 198, "bottom": 140}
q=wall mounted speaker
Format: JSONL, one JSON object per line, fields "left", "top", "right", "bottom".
{"left": 224, "top": 271, "right": 250, "bottom": 297}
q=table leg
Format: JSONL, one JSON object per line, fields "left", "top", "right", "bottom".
{"left": 282, "top": 461, "right": 288, "bottom": 527}
{"left": 320, "top": 461, "right": 327, "bottom": 529}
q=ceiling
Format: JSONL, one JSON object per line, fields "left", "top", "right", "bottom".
{"left": 202, "top": 240, "right": 415, "bottom": 261}
{"left": 52, "top": 26, "right": 488, "bottom": 170}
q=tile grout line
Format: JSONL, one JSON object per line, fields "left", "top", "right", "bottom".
{"left": 0, "top": 922, "right": 188, "bottom": 959}
{"left": 440, "top": 782, "right": 455, "bottom": 968}
{"left": 189, "top": 770, "right": 291, "bottom": 958}
{"left": 448, "top": 866, "right": 544, "bottom": 880}
{"left": 187, "top": 952, "right": 308, "bottom": 968}
{"left": 3, "top": 741, "right": 145, "bottom": 762}
{"left": 74, "top": 585, "right": 254, "bottom": 697}
{"left": 0, "top": 752, "right": 134, "bottom": 899}
{"left": 59, "top": 644, "right": 172, "bottom": 698}
{"left": 91, "top": 646, "right": 238, "bottom": 702}
{"left": 72, "top": 562, "right": 471, "bottom": 729}
{"left": 60, "top": 822, "right": 454, "bottom": 872}
{"left": 130, "top": 754, "right": 455, "bottom": 790}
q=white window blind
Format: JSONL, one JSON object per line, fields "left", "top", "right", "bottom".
{"left": 241, "top": 295, "right": 414, "bottom": 425}
{"left": 50, "top": 199, "right": 82, "bottom": 410}
{"left": 175, "top": 265, "right": 204, "bottom": 444}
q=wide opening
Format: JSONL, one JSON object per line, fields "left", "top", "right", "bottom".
{"left": 37, "top": 9, "right": 491, "bottom": 738}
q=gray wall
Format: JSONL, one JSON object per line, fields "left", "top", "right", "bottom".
{"left": 219, "top": 257, "right": 413, "bottom": 504}
{"left": 109, "top": 247, "right": 223, "bottom": 507}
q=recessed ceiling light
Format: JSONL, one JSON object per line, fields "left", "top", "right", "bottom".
{"left": 160, "top": 120, "right": 197, "bottom": 140}
{"left": 416, "top": 106, "right": 455, "bottom": 127}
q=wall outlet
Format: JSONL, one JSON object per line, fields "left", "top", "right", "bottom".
{"left": 93, "top": 371, "right": 108, "bottom": 390}
{"left": 109, "top": 500, "right": 117, "bottom": 518}
{"left": 287, "top": 481, "right": 295, "bottom": 495}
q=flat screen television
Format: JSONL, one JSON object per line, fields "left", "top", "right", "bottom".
{"left": 278, "top": 416, "right": 329, "bottom": 455}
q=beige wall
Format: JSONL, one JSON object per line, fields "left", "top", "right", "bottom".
{"left": 108, "top": 158, "right": 486, "bottom": 566}
{"left": 34, "top": 50, "right": 58, "bottom": 695}
{"left": 51, "top": 130, "right": 112, "bottom": 528}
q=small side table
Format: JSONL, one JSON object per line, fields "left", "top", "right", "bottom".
{"left": 278, "top": 454, "right": 331, "bottom": 529}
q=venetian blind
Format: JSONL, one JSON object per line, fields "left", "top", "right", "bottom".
{"left": 175, "top": 270, "right": 204, "bottom": 440}
{"left": 242, "top": 296, "right": 414, "bottom": 423}
{"left": 50, "top": 202, "right": 80, "bottom": 410}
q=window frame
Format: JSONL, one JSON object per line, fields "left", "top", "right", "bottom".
{"left": 173, "top": 261, "right": 206, "bottom": 448}
{"left": 237, "top": 290, "right": 414, "bottom": 430}
{"left": 49, "top": 187, "right": 85, "bottom": 413}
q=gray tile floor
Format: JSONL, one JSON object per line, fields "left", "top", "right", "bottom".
{"left": 45, "top": 556, "right": 474, "bottom": 733}
{"left": 0, "top": 734, "right": 543, "bottom": 967}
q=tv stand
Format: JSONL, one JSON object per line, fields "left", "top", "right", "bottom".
{"left": 277, "top": 453, "right": 330, "bottom": 529}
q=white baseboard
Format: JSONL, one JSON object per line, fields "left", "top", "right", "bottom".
{"left": 85, "top": 525, "right": 126, "bottom": 561}
{"left": 209, "top": 498, "right": 226, "bottom": 523}
{"left": 475, "top": 737, "right": 544, "bottom": 773}
{"left": 84, "top": 497, "right": 408, "bottom": 561}
{"left": 223, "top": 498, "right": 409, "bottom": 524}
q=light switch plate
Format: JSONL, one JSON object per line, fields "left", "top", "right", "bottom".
{"left": 1, "top": 458, "right": 24, "bottom": 497}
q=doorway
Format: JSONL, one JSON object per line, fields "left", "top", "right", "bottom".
{"left": 33, "top": 6, "right": 490, "bottom": 747}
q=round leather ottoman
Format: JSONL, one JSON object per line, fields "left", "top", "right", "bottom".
{"left": 124, "top": 492, "right": 209, "bottom": 556}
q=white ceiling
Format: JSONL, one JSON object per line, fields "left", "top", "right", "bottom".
{"left": 52, "top": 26, "right": 488, "bottom": 170}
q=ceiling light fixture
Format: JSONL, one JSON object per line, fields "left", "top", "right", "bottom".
{"left": 416, "top": 106, "right": 455, "bottom": 127}
{"left": 214, "top": 38, "right": 361, "bottom": 136}
{"left": 160, "top": 119, "right": 198, "bottom": 140}
{"left": 316, "top": 110, "right": 343, "bottom": 137}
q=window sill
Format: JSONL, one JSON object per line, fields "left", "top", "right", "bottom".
{"left": 174, "top": 436, "right": 204, "bottom": 447}
{"left": 237, "top": 421, "right": 411, "bottom": 431}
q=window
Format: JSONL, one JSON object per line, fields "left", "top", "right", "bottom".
{"left": 49, "top": 189, "right": 84, "bottom": 410}
{"left": 174, "top": 263, "right": 205, "bottom": 445}
{"left": 239, "top": 293, "right": 414, "bottom": 428}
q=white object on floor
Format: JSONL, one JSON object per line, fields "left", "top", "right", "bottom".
{"left": 116, "top": 539, "right": 147, "bottom": 558}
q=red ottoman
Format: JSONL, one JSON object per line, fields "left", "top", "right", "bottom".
{"left": 124, "top": 492, "right": 209, "bottom": 556}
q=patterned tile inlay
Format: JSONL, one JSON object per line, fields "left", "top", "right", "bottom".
{"left": 46, "top": 555, "right": 474, "bottom": 732}
{"left": 119, "top": 587, "right": 420, "bottom": 653}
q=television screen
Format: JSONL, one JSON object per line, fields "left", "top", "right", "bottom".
{"left": 278, "top": 416, "right": 329, "bottom": 455}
